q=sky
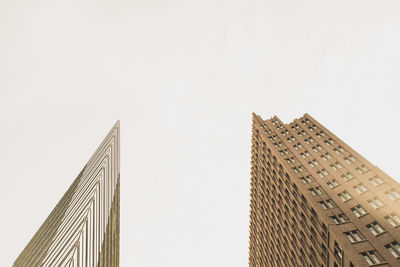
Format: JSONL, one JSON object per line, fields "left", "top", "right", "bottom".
{"left": 1, "top": 0, "right": 400, "bottom": 266}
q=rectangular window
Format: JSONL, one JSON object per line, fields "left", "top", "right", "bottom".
{"left": 361, "top": 251, "right": 382, "bottom": 265}
{"left": 385, "top": 241, "right": 400, "bottom": 258}
{"left": 353, "top": 183, "right": 368, "bottom": 194}
{"left": 309, "top": 188, "right": 317, "bottom": 196}
{"left": 327, "top": 179, "right": 339, "bottom": 189}
{"left": 315, "top": 186, "right": 323, "bottom": 195}
{"left": 331, "top": 214, "right": 349, "bottom": 224}
{"left": 320, "top": 200, "right": 335, "bottom": 209}
{"left": 385, "top": 213, "right": 400, "bottom": 227}
{"left": 326, "top": 199, "right": 335, "bottom": 208}
{"left": 334, "top": 241, "right": 343, "bottom": 260}
{"left": 368, "top": 197, "right": 384, "bottom": 209}
{"left": 385, "top": 189, "right": 400, "bottom": 200}
{"left": 367, "top": 222, "right": 385, "bottom": 236}
{"left": 351, "top": 205, "right": 367, "bottom": 217}
{"left": 338, "top": 191, "right": 352, "bottom": 202}
{"left": 361, "top": 165, "right": 368, "bottom": 171}
{"left": 369, "top": 176, "right": 384, "bottom": 186}
{"left": 341, "top": 172, "right": 354, "bottom": 182}
{"left": 345, "top": 230, "right": 364, "bottom": 243}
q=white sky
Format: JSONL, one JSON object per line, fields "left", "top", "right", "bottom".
{"left": 1, "top": 0, "right": 400, "bottom": 266}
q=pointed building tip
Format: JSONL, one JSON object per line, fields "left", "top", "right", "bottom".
{"left": 114, "top": 120, "right": 120, "bottom": 128}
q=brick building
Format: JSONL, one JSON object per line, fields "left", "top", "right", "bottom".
{"left": 249, "top": 113, "right": 400, "bottom": 267}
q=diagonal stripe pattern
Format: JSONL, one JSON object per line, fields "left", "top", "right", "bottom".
{"left": 13, "top": 121, "right": 120, "bottom": 267}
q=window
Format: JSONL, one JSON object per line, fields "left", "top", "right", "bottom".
{"left": 331, "top": 214, "right": 349, "bottom": 224}
{"left": 320, "top": 199, "right": 335, "bottom": 209}
{"left": 353, "top": 183, "right": 368, "bottom": 194}
{"left": 341, "top": 172, "right": 354, "bottom": 182}
{"left": 385, "top": 213, "right": 400, "bottom": 227}
{"left": 327, "top": 179, "right": 339, "bottom": 189}
{"left": 368, "top": 197, "right": 384, "bottom": 209}
{"left": 361, "top": 165, "right": 368, "bottom": 171}
{"left": 309, "top": 188, "right": 317, "bottom": 196}
{"left": 349, "top": 155, "right": 356, "bottom": 162}
{"left": 279, "top": 149, "right": 290, "bottom": 155}
{"left": 326, "top": 199, "right": 335, "bottom": 208}
{"left": 315, "top": 186, "right": 323, "bottom": 195}
{"left": 385, "top": 241, "right": 400, "bottom": 258}
{"left": 317, "top": 169, "right": 329, "bottom": 178}
{"left": 312, "top": 145, "right": 322, "bottom": 152}
{"left": 344, "top": 157, "right": 352, "bottom": 164}
{"left": 320, "top": 155, "right": 327, "bottom": 161}
{"left": 324, "top": 140, "right": 331, "bottom": 146}
{"left": 325, "top": 152, "right": 332, "bottom": 159}
{"left": 351, "top": 205, "right": 367, "bottom": 217}
{"left": 361, "top": 251, "right": 382, "bottom": 265}
{"left": 310, "top": 187, "right": 324, "bottom": 196}
{"left": 385, "top": 189, "right": 400, "bottom": 200}
{"left": 345, "top": 230, "right": 364, "bottom": 243}
{"left": 300, "top": 175, "right": 313, "bottom": 184}
{"left": 369, "top": 176, "right": 384, "bottom": 186}
{"left": 286, "top": 157, "right": 296, "bottom": 164}
{"left": 367, "top": 222, "right": 385, "bottom": 236}
{"left": 338, "top": 191, "right": 352, "bottom": 202}
{"left": 305, "top": 137, "right": 314, "bottom": 144}
{"left": 300, "top": 151, "right": 310, "bottom": 158}
{"left": 334, "top": 241, "right": 343, "bottom": 260}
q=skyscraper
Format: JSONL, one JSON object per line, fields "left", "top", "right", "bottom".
{"left": 249, "top": 114, "right": 400, "bottom": 267}
{"left": 13, "top": 121, "right": 120, "bottom": 267}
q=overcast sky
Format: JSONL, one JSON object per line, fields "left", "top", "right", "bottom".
{"left": 1, "top": 0, "right": 400, "bottom": 266}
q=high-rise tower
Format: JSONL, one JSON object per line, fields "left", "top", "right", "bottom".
{"left": 13, "top": 121, "right": 120, "bottom": 267}
{"left": 249, "top": 114, "right": 400, "bottom": 267}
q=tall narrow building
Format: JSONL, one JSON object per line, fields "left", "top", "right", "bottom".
{"left": 249, "top": 114, "right": 400, "bottom": 267}
{"left": 13, "top": 121, "right": 120, "bottom": 267}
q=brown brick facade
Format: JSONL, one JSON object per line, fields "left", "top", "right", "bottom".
{"left": 249, "top": 113, "right": 400, "bottom": 267}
